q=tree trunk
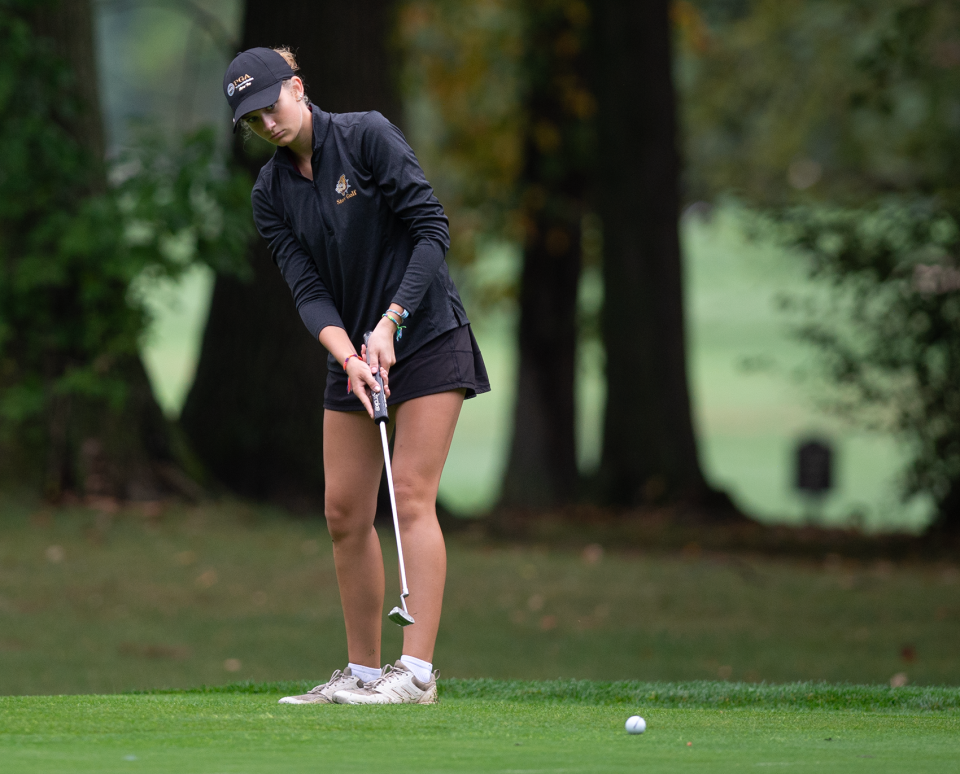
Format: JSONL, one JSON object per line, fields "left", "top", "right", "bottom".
{"left": 498, "top": 0, "right": 593, "bottom": 509}
{"left": 930, "top": 480, "right": 960, "bottom": 536}
{"left": 33, "top": 0, "right": 106, "bottom": 175}
{"left": 181, "top": 0, "right": 400, "bottom": 509}
{"left": 592, "top": 0, "right": 734, "bottom": 514}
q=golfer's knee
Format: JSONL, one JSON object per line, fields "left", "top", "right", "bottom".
{"left": 393, "top": 477, "right": 436, "bottom": 526}
{"left": 324, "top": 498, "right": 372, "bottom": 541}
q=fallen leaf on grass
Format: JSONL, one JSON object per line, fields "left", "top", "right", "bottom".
{"left": 890, "top": 672, "right": 909, "bottom": 688}
{"left": 45, "top": 545, "right": 65, "bottom": 563}
{"left": 582, "top": 544, "right": 603, "bottom": 564}
{"left": 195, "top": 569, "right": 218, "bottom": 588}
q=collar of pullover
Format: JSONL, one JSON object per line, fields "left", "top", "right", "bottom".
{"left": 274, "top": 104, "right": 330, "bottom": 173}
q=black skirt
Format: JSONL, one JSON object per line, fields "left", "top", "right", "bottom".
{"left": 324, "top": 324, "right": 491, "bottom": 412}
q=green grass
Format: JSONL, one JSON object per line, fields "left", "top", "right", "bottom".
{"left": 2, "top": 501, "right": 959, "bottom": 695}
{"left": 2, "top": 687, "right": 958, "bottom": 773}
{"left": 147, "top": 678, "right": 960, "bottom": 713}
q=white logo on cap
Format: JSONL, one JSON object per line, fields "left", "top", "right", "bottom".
{"left": 229, "top": 74, "right": 254, "bottom": 96}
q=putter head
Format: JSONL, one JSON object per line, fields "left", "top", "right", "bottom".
{"left": 388, "top": 606, "right": 415, "bottom": 627}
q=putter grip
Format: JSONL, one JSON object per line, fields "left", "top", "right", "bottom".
{"left": 370, "top": 370, "right": 388, "bottom": 423}
{"left": 363, "top": 332, "right": 390, "bottom": 424}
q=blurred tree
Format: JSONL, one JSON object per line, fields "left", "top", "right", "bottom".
{"left": 590, "top": 0, "right": 735, "bottom": 513}
{"left": 397, "top": 0, "right": 524, "bottom": 290}
{"left": 400, "top": 1, "right": 732, "bottom": 513}
{"left": 499, "top": 0, "right": 595, "bottom": 508}
{"left": 181, "top": 0, "right": 401, "bottom": 509}
{"left": 682, "top": 0, "right": 960, "bottom": 204}
{"left": 776, "top": 201, "right": 960, "bottom": 535}
{"left": 681, "top": 0, "right": 960, "bottom": 532}
{"left": 400, "top": 1, "right": 592, "bottom": 509}
{"left": 0, "top": 0, "right": 248, "bottom": 501}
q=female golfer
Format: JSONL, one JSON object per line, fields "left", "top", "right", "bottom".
{"left": 223, "top": 47, "right": 489, "bottom": 705}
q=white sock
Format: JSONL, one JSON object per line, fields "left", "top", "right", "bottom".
{"left": 400, "top": 654, "right": 433, "bottom": 683}
{"left": 348, "top": 663, "right": 381, "bottom": 683}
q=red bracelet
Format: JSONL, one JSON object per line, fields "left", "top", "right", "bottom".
{"left": 344, "top": 353, "right": 363, "bottom": 392}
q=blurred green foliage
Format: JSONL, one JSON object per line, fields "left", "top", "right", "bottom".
{"left": 0, "top": 1, "right": 250, "bottom": 445}
{"left": 95, "top": 0, "right": 240, "bottom": 153}
{"left": 680, "top": 0, "right": 960, "bottom": 528}
{"left": 398, "top": 0, "right": 595, "bottom": 314}
{"left": 681, "top": 0, "right": 960, "bottom": 202}
{"left": 398, "top": 0, "right": 525, "bottom": 301}
{"left": 775, "top": 199, "right": 960, "bottom": 527}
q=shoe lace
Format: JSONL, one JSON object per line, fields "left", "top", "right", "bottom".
{"left": 363, "top": 664, "right": 404, "bottom": 691}
{"left": 307, "top": 669, "right": 343, "bottom": 694}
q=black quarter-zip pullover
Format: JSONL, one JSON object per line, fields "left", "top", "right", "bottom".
{"left": 251, "top": 105, "right": 468, "bottom": 367}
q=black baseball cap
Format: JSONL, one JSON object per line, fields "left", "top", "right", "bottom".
{"left": 223, "top": 48, "right": 296, "bottom": 131}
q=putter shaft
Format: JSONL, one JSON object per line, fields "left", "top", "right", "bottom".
{"left": 361, "top": 332, "right": 413, "bottom": 626}
{"left": 380, "top": 422, "right": 410, "bottom": 604}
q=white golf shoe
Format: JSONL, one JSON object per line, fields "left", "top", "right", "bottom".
{"left": 332, "top": 660, "right": 438, "bottom": 705}
{"left": 278, "top": 667, "right": 365, "bottom": 704}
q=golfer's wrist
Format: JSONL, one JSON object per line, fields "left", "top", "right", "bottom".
{"left": 377, "top": 316, "right": 401, "bottom": 342}
{"left": 382, "top": 306, "right": 407, "bottom": 340}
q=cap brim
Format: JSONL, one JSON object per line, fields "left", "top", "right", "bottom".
{"left": 232, "top": 81, "right": 284, "bottom": 133}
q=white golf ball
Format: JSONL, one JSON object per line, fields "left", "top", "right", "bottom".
{"left": 625, "top": 715, "right": 646, "bottom": 734}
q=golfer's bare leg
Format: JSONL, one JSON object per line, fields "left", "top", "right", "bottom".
{"left": 323, "top": 409, "right": 386, "bottom": 669}
{"left": 391, "top": 389, "right": 464, "bottom": 663}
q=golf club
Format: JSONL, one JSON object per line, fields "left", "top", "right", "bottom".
{"left": 363, "top": 332, "right": 415, "bottom": 627}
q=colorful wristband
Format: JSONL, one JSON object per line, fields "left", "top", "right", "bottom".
{"left": 382, "top": 312, "right": 407, "bottom": 341}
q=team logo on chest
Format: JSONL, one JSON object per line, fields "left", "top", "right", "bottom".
{"left": 335, "top": 174, "right": 357, "bottom": 204}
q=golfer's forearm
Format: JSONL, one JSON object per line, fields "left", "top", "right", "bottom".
{"left": 391, "top": 239, "right": 446, "bottom": 316}
{"left": 318, "top": 326, "right": 356, "bottom": 365}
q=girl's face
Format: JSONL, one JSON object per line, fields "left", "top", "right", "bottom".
{"left": 241, "top": 78, "right": 305, "bottom": 146}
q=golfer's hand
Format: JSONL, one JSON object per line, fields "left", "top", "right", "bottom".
{"left": 345, "top": 356, "right": 381, "bottom": 419}
{"left": 364, "top": 319, "right": 396, "bottom": 398}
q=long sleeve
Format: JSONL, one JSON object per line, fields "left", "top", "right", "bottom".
{"left": 360, "top": 112, "right": 451, "bottom": 316}
{"left": 251, "top": 183, "right": 345, "bottom": 340}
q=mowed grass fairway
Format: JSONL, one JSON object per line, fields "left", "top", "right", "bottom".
{"left": 2, "top": 501, "right": 960, "bottom": 693}
{"left": 2, "top": 682, "right": 959, "bottom": 773}
{"left": 3, "top": 501, "right": 960, "bottom": 772}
